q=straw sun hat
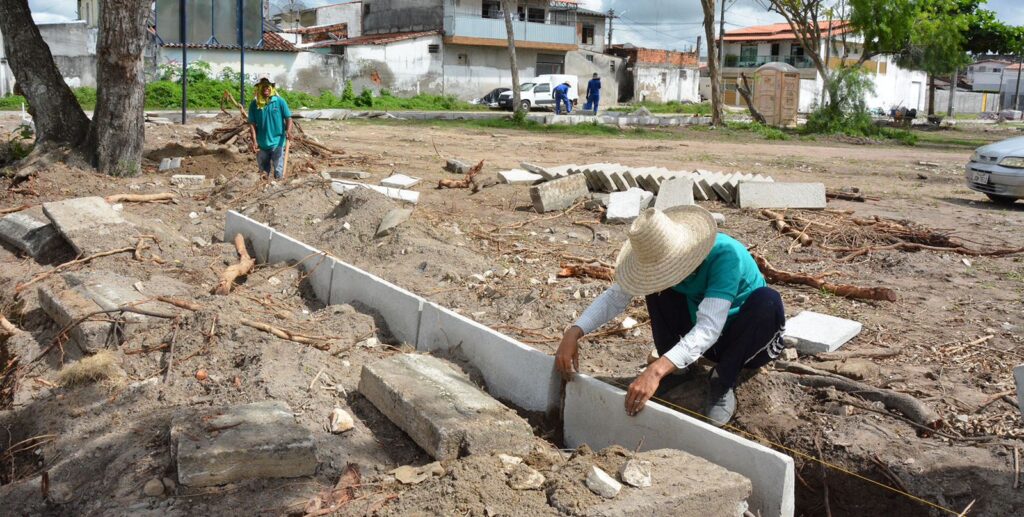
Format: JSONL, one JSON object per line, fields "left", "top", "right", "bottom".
{"left": 614, "top": 206, "right": 718, "bottom": 296}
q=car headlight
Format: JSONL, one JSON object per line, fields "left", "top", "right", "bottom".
{"left": 970, "top": 151, "right": 980, "bottom": 162}
{"left": 999, "top": 156, "right": 1024, "bottom": 168}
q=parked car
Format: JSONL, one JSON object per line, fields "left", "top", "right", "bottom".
{"left": 498, "top": 74, "right": 579, "bottom": 112}
{"left": 471, "top": 87, "right": 510, "bottom": 108}
{"left": 965, "top": 136, "right": 1024, "bottom": 205}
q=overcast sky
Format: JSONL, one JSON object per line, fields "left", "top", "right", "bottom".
{"left": 28, "top": 0, "right": 1024, "bottom": 53}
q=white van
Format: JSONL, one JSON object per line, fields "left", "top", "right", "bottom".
{"left": 498, "top": 74, "right": 579, "bottom": 111}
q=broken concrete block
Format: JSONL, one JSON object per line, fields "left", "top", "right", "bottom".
{"left": 358, "top": 354, "right": 535, "bottom": 461}
{"left": 586, "top": 465, "right": 622, "bottom": 498}
{"left": 329, "top": 170, "right": 371, "bottom": 180}
{"left": 159, "top": 157, "right": 182, "bottom": 171}
{"left": 63, "top": 270, "right": 173, "bottom": 324}
{"left": 1015, "top": 365, "right": 1024, "bottom": 416}
{"left": 37, "top": 283, "right": 113, "bottom": 353}
{"left": 606, "top": 188, "right": 645, "bottom": 224}
{"left": 0, "top": 211, "right": 66, "bottom": 259}
{"left": 520, "top": 162, "right": 555, "bottom": 180}
{"left": 609, "top": 172, "right": 629, "bottom": 192}
{"left": 380, "top": 174, "right": 422, "bottom": 189}
{"left": 529, "top": 173, "right": 589, "bottom": 213}
{"left": 508, "top": 464, "right": 545, "bottom": 490}
{"left": 497, "top": 169, "right": 544, "bottom": 185}
{"left": 736, "top": 182, "right": 827, "bottom": 209}
{"left": 376, "top": 208, "right": 413, "bottom": 237}
{"left": 171, "top": 400, "right": 316, "bottom": 487}
{"left": 622, "top": 171, "right": 638, "bottom": 188}
{"left": 170, "top": 174, "right": 205, "bottom": 186}
{"left": 444, "top": 159, "right": 471, "bottom": 174}
{"left": 783, "top": 311, "right": 862, "bottom": 354}
{"left": 653, "top": 178, "right": 695, "bottom": 211}
{"left": 619, "top": 459, "right": 653, "bottom": 488}
{"left": 42, "top": 197, "right": 137, "bottom": 256}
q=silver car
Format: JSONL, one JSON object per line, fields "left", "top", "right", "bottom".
{"left": 965, "top": 136, "right": 1024, "bottom": 205}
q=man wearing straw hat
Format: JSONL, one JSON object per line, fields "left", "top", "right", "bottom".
{"left": 248, "top": 76, "right": 293, "bottom": 180}
{"left": 555, "top": 206, "right": 786, "bottom": 426}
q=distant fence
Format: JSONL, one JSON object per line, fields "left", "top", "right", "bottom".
{"left": 931, "top": 90, "right": 1001, "bottom": 114}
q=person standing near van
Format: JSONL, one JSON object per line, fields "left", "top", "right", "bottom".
{"left": 553, "top": 82, "right": 573, "bottom": 115}
{"left": 585, "top": 73, "right": 601, "bottom": 115}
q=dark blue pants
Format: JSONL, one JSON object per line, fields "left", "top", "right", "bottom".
{"left": 555, "top": 94, "right": 572, "bottom": 114}
{"left": 645, "top": 287, "right": 785, "bottom": 389}
{"left": 586, "top": 94, "right": 599, "bottom": 114}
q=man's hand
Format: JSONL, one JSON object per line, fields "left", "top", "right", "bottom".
{"left": 624, "top": 357, "right": 677, "bottom": 416}
{"left": 555, "top": 326, "right": 584, "bottom": 381}
{"left": 249, "top": 141, "right": 258, "bottom": 154}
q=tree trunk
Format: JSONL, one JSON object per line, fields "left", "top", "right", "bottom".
{"left": 700, "top": 0, "right": 723, "bottom": 126}
{"left": 0, "top": 0, "right": 91, "bottom": 148}
{"left": 501, "top": 0, "right": 522, "bottom": 117}
{"left": 927, "top": 74, "right": 936, "bottom": 116}
{"left": 85, "top": 0, "right": 150, "bottom": 176}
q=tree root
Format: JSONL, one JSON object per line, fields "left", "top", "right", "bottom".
{"left": 557, "top": 264, "right": 614, "bottom": 282}
{"left": 239, "top": 319, "right": 331, "bottom": 350}
{"left": 774, "top": 361, "right": 943, "bottom": 431}
{"left": 437, "top": 160, "right": 483, "bottom": 189}
{"left": 212, "top": 234, "right": 255, "bottom": 295}
{"left": 105, "top": 193, "right": 175, "bottom": 204}
{"left": 751, "top": 253, "right": 897, "bottom": 302}
{"left": 761, "top": 210, "right": 813, "bottom": 247}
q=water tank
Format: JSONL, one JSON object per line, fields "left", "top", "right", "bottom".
{"left": 753, "top": 62, "right": 801, "bottom": 127}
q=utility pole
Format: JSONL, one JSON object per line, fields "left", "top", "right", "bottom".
{"left": 1016, "top": 54, "right": 1023, "bottom": 111}
{"left": 947, "top": 67, "right": 957, "bottom": 117}
{"left": 718, "top": 0, "right": 726, "bottom": 72}
{"left": 238, "top": 0, "right": 245, "bottom": 104}
{"left": 607, "top": 9, "right": 614, "bottom": 47}
{"left": 180, "top": 0, "right": 187, "bottom": 124}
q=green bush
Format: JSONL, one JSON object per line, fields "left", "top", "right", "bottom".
{"left": 800, "top": 68, "right": 913, "bottom": 145}
{"left": 727, "top": 121, "right": 788, "bottom": 140}
{"left": 0, "top": 95, "right": 27, "bottom": 110}
{"left": 610, "top": 101, "right": 711, "bottom": 115}
{"left": 342, "top": 80, "right": 355, "bottom": 102}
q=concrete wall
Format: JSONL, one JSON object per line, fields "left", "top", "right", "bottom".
{"left": 864, "top": 57, "right": 927, "bottom": 112}
{"left": 343, "top": 35, "right": 444, "bottom": 96}
{"left": 316, "top": 2, "right": 363, "bottom": 37}
{"left": 362, "top": 0, "right": 444, "bottom": 34}
{"left": 634, "top": 65, "right": 700, "bottom": 103}
{"left": 0, "top": 25, "right": 12, "bottom": 97}
{"left": 566, "top": 49, "right": 621, "bottom": 105}
{"left": 37, "top": 21, "right": 99, "bottom": 89}
{"left": 577, "top": 14, "right": 606, "bottom": 53}
{"left": 932, "top": 89, "right": 1001, "bottom": 114}
{"left": 969, "top": 71, "right": 1003, "bottom": 93}
{"left": 1001, "top": 71, "right": 1024, "bottom": 110}
{"left": 156, "top": 48, "right": 345, "bottom": 94}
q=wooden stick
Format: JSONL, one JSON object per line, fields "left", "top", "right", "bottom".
{"left": 973, "top": 389, "right": 1015, "bottom": 414}
{"left": 156, "top": 296, "right": 205, "bottom": 312}
{"left": 281, "top": 138, "right": 291, "bottom": 179}
{"left": 164, "top": 318, "right": 181, "bottom": 384}
{"left": 213, "top": 234, "right": 255, "bottom": 295}
{"left": 0, "top": 314, "right": 20, "bottom": 336}
{"left": 105, "top": 193, "right": 175, "bottom": 204}
{"left": 239, "top": 319, "right": 330, "bottom": 350}
{"left": 814, "top": 435, "right": 832, "bottom": 517}
{"left": 1014, "top": 446, "right": 1020, "bottom": 490}
{"left": 15, "top": 246, "right": 137, "bottom": 294}
{"left": 0, "top": 204, "right": 30, "bottom": 215}
{"left": 816, "top": 349, "right": 899, "bottom": 361}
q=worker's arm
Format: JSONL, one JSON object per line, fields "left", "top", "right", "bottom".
{"left": 285, "top": 117, "right": 293, "bottom": 139}
{"left": 248, "top": 124, "right": 258, "bottom": 153}
{"left": 555, "top": 284, "right": 632, "bottom": 379}
{"left": 280, "top": 97, "right": 293, "bottom": 139}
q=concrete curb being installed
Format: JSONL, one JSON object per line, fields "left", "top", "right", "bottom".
{"left": 223, "top": 210, "right": 795, "bottom": 517}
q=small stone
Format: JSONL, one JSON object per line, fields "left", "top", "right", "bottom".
{"left": 342, "top": 222, "right": 352, "bottom": 231}
{"left": 586, "top": 465, "right": 621, "bottom": 498}
{"left": 506, "top": 267, "right": 517, "bottom": 277}
{"left": 508, "top": 464, "right": 546, "bottom": 490}
{"left": 956, "top": 414, "right": 969, "bottom": 423}
{"left": 483, "top": 270, "right": 494, "bottom": 278}
{"left": 711, "top": 213, "right": 726, "bottom": 225}
{"left": 547, "top": 274, "right": 557, "bottom": 284}
{"left": 498, "top": 454, "right": 523, "bottom": 471}
{"left": 205, "top": 206, "right": 214, "bottom": 213}
{"left": 133, "top": 281, "right": 145, "bottom": 293}
{"left": 191, "top": 237, "right": 207, "bottom": 247}
{"left": 144, "top": 478, "right": 165, "bottom": 497}
{"left": 621, "top": 317, "right": 638, "bottom": 330}
{"left": 470, "top": 274, "right": 487, "bottom": 284}
{"left": 267, "top": 276, "right": 281, "bottom": 286}
{"left": 161, "top": 477, "right": 176, "bottom": 493}
{"left": 358, "top": 337, "right": 381, "bottom": 348}
{"left": 781, "top": 348, "right": 798, "bottom": 361}
{"left": 111, "top": 203, "right": 124, "bottom": 212}
{"left": 619, "top": 459, "right": 652, "bottom": 488}
{"left": 188, "top": 212, "right": 199, "bottom": 219}
{"left": 392, "top": 462, "right": 445, "bottom": 485}
{"left": 330, "top": 407, "right": 355, "bottom": 434}
{"left": 573, "top": 290, "right": 582, "bottom": 299}
{"left": 795, "top": 294, "right": 809, "bottom": 304}
{"left": 596, "top": 231, "right": 610, "bottom": 241}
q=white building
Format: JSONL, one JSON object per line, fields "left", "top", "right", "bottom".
{"left": 966, "top": 59, "right": 1012, "bottom": 93}
{"left": 1001, "top": 63, "right": 1024, "bottom": 112}
{"left": 720, "top": 22, "right": 928, "bottom": 113}
{"left": 606, "top": 44, "right": 700, "bottom": 104}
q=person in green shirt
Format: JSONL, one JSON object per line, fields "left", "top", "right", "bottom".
{"left": 555, "top": 206, "right": 786, "bottom": 426}
{"left": 248, "top": 77, "right": 293, "bottom": 180}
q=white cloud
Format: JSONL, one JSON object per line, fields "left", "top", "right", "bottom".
{"left": 29, "top": 0, "right": 76, "bottom": 23}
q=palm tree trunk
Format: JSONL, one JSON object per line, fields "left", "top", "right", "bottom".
{"left": 501, "top": 0, "right": 523, "bottom": 117}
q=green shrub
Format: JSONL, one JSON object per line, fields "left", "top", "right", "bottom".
{"left": 342, "top": 80, "right": 355, "bottom": 102}
{"left": 0, "top": 95, "right": 27, "bottom": 110}
{"left": 727, "top": 121, "right": 788, "bottom": 140}
{"left": 800, "top": 68, "right": 912, "bottom": 144}
{"left": 355, "top": 88, "right": 374, "bottom": 108}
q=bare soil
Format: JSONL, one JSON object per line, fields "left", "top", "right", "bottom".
{"left": 1, "top": 113, "right": 1023, "bottom": 516}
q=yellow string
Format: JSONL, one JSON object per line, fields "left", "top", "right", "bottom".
{"left": 603, "top": 378, "right": 962, "bottom": 516}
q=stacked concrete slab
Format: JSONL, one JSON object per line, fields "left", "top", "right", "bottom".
{"left": 221, "top": 211, "right": 795, "bottom": 517}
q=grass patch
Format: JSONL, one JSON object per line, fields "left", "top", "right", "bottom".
{"left": 726, "top": 121, "right": 789, "bottom": 140}
{"left": 910, "top": 131, "right": 991, "bottom": 148}
{"left": 608, "top": 101, "right": 712, "bottom": 115}
{"left": 355, "top": 116, "right": 678, "bottom": 140}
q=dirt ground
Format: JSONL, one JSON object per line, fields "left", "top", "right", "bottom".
{"left": 1, "top": 111, "right": 1023, "bottom": 516}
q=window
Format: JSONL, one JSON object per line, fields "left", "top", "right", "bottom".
{"left": 993, "top": 68, "right": 1002, "bottom": 73}
{"left": 582, "top": 24, "right": 595, "bottom": 45}
{"left": 739, "top": 44, "right": 757, "bottom": 64}
{"left": 586, "top": 54, "right": 594, "bottom": 62}
{"left": 428, "top": 44, "right": 440, "bottom": 54}
{"left": 527, "top": 8, "right": 545, "bottom": 23}
{"left": 790, "top": 44, "right": 804, "bottom": 57}
{"left": 536, "top": 53, "right": 565, "bottom": 75}
{"left": 660, "top": 72, "right": 668, "bottom": 84}
{"left": 457, "top": 53, "right": 468, "bottom": 65}
{"left": 610, "top": 61, "right": 616, "bottom": 73}
{"left": 482, "top": 1, "right": 501, "bottom": 19}
{"left": 679, "top": 70, "right": 688, "bottom": 80}
{"left": 770, "top": 43, "right": 780, "bottom": 58}
{"left": 534, "top": 84, "right": 550, "bottom": 93}
{"left": 363, "top": 3, "right": 370, "bottom": 16}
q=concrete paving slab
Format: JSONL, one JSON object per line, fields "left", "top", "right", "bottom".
{"left": 497, "top": 169, "right": 544, "bottom": 185}
{"left": 330, "top": 180, "right": 420, "bottom": 204}
{"left": 375, "top": 208, "right": 414, "bottom": 237}
{"left": 37, "top": 282, "right": 113, "bottom": 353}
{"left": 62, "top": 271, "right": 167, "bottom": 324}
{"left": 622, "top": 171, "right": 638, "bottom": 188}
{"left": 171, "top": 400, "right": 316, "bottom": 487}
{"left": 0, "top": 211, "right": 66, "bottom": 259}
{"left": 330, "top": 259, "right": 423, "bottom": 345}
{"left": 1016, "top": 365, "right": 1024, "bottom": 416}
{"left": 170, "top": 174, "right": 205, "bottom": 187}
{"left": 380, "top": 173, "right": 422, "bottom": 189}
{"left": 581, "top": 169, "right": 600, "bottom": 191}
{"left": 529, "top": 174, "right": 589, "bottom": 213}
{"left": 736, "top": 183, "right": 826, "bottom": 209}
{"left": 609, "top": 172, "right": 629, "bottom": 192}
{"left": 358, "top": 354, "right": 535, "bottom": 460}
{"left": 564, "top": 374, "right": 794, "bottom": 517}
{"left": 416, "top": 302, "right": 561, "bottom": 413}
{"left": 692, "top": 179, "right": 710, "bottom": 201}
{"left": 520, "top": 162, "right": 555, "bottom": 180}
{"left": 328, "top": 170, "right": 371, "bottom": 180}
{"left": 784, "top": 311, "right": 862, "bottom": 354}
{"left": 654, "top": 178, "right": 695, "bottom": 210}
{"left": 606, "top": 188, "right": 645, "bottom": 224}
{"left": 42, "top": 197, "right": 137, "bottom": 256}
{"left": 224, "top": 211, "right": 274, "bottom": 264}
{"left": 710, "top": 176, "right": 734, "bottom": 204}
{"left": 546, "top": 164, "right": 577, "bottom": 177}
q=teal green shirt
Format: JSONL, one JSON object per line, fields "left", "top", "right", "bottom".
{"left": 671, "top": 233, "right": 766, "bottom": 324}
{"left": 248, "top": 96, "right": 292, "bottom": 150}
